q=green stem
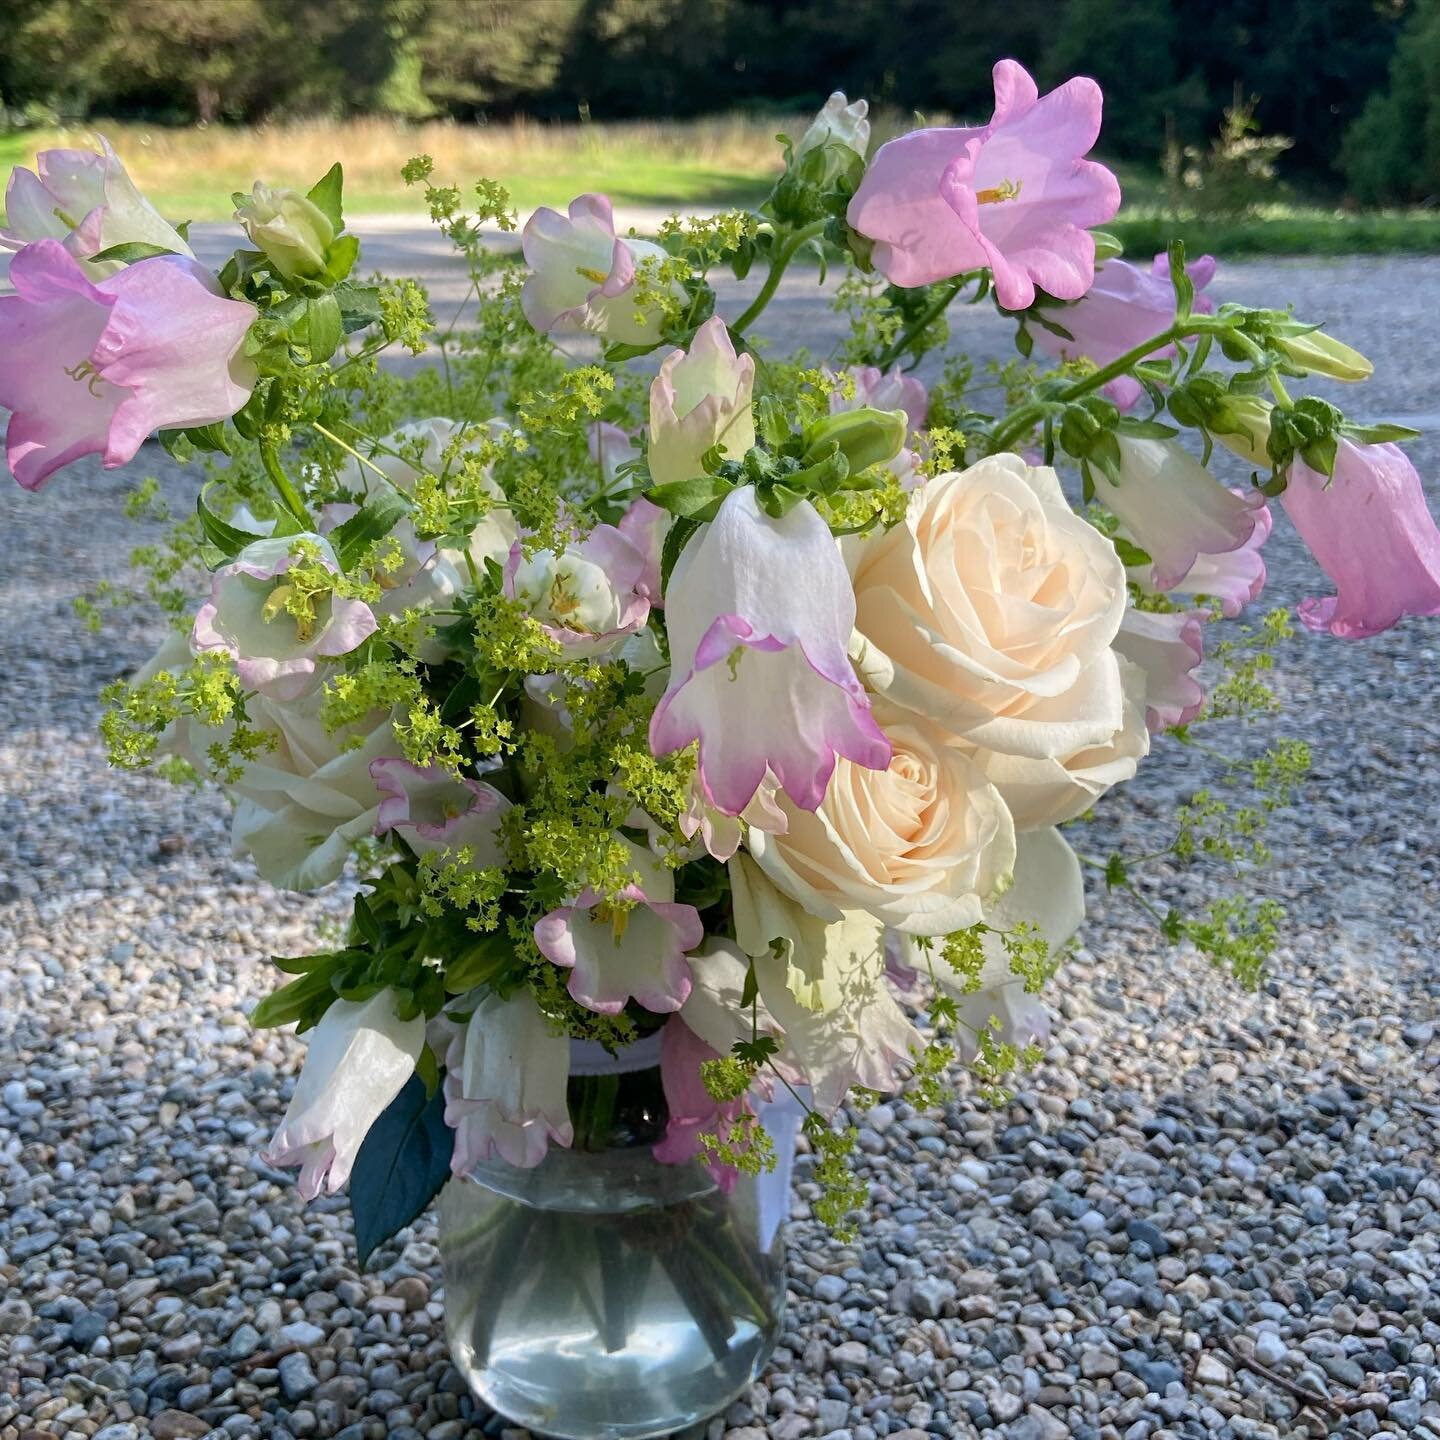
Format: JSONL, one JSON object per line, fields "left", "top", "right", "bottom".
{"left": 875, "top": 277, "right": 965, "bottom": 371}
{"left": 730, "top": 220, "right": 828, "bottom": 337}
{"left": 259, "top": 444, "right": 312, "bottom": 528}
{"left": 312, "top": 421, "right": 394, "bottom": 486}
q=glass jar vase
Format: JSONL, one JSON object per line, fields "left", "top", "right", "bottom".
{"left": 438, "top": 1039, "right": 793, "bottom": 1440}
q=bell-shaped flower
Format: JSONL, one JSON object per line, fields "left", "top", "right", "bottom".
{"left": 650, "top": 484, "right": 891, "bottom": 816}
{"left": 1112, "top": 607, "right": 1207, "bottom": 732}
{"left": 0, "top": 240, "right": 256, "bottom": 491}
{"left": 648, "top": 317, "right": 757, "bottom": 487}
{"left": 1095, "top": 437, "right": 1265, "bottom": 590}
{"left": 1282, "top": 440, "right": 1440, "bottom": 638}
{"left": 0, "top": 137, "right": 193, "bottom": 276}
{"left": 847, "top": 60, "right": 1120, "bottom": 309}
{"left": 1029, "top": 252, "right": 1216, "bottom": 410}
{"left": 262, "top": 990, "right": 425, "bottom": 1199}
{"left": 520, "top": 193, "right": 678, "bottom": 344}
{"left": 503, "top": 523, "right": 651, "bottom": 658}
{"left": 534, "top": 846, "right": 704, "bottom": 1014}
{"left": 444, "top": 989, "right": 573, "bottom": 1172}
{"left": 191, "top": 534, "right": 377, "bottom": 702}
{"left": 1136, "top": 494, "right": 1272, "bottom": 617}
{"left": 370, "top": 758, "right": 510, "bottom": 863}
{"left": 589, "top": 419, "right": 641, "bottom": 485}
{"left": 679, "top": 769, "right": 788, "bottom": 863}
{"left": 652, "top": 1016, "right": 762, "bottom": 1190}
{"left": 796, "top": 91, "right": 871, "bottom": 163}
{"left": 617, "top": 495, "right": 669, "bottom": 604}
{"left": 235, "top": 181, "right": 335, "bottom": 280}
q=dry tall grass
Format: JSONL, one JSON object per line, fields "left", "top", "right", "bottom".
{"left": 9, "top": 109, "right": 944, "bottom": 220}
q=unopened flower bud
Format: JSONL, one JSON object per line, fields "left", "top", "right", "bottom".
{"left": 796, "top": 92, "right": 871, "bottom": 164}
{"left": 802, "top": 406, "right": 907, "bottom": 475}
{"left": 1275, "top": 329, "right": 1373, "bottom": 383}
{"left": 236, "top": 182, "right": 335, "bottom": 280}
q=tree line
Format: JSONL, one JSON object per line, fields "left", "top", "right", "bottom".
{"left": 1, "top": 0, "right": 1435, "bottom": 204}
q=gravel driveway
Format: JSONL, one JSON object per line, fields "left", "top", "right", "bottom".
{"left": 1, "top": 239, "right": 1437, "bottom": 1440}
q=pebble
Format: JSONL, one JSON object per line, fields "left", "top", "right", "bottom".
{"left": 2, "top": 258, "right": 1439, "bottom": 1440}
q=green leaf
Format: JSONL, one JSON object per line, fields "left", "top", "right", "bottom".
{"left": 1112, "top": 537, "right": 1153, "bottom": 568}
{"left": 1167, "top": 240, "right": 1193, "bottom": 320}
{"left": 1342, "top": 421, "right": 1420, "bottom": 446}
{"left": 646, "top": 474, "right": 736, "bottom": 520}
{"left": 332, "top": 482, "right": 411, "bottom": 571}
{"left": 250, "top": 962, "right": 341, "bottom": 1030}
{"left": 196, "top": 492, "right": 267, "bottom": 559}
{"left": 348, "top": 1074, "right": 454, "bottom": 1268}
{"left": 334, "top": 281, "right": 383, "bottom": 334}
{"left": 1116, "top": 417, "right": 1179, "bottom": 440}
{"left": 660, "top": 515, "right": 700, "bottom": 591}
{"left": 444, "top": 932, "right": 512, "bottom": 994}
{"left": 602, "top": 340, "right": 661, "bottom": 363}
{"left": 85, "top": 240, "right": 178, "bottom": 265}
{"left": 324, "top": 233, "right": 360, "bottom": 285}
{"left": 307, "top": 162, "right": 345, "bottom": 233}
{"left": 301, "top": 293, "right": 343, "bottom": 364}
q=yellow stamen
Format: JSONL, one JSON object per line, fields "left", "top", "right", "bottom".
{"left": 593, "top": 902, "right": 631, "bottom": 943}
{"left": 576, "top": 265, "right": 609, "bottom": 284}
{"left": 975, "top": 178, "right": 1022, "bottom": 205}
{"left": 63, "top": 360, "right": 107, "bottom": 398}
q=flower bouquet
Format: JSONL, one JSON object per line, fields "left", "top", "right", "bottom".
{"left": 4, "top": 61, "right": 1438, "bottom": 1439}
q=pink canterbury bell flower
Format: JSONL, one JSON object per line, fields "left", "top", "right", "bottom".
{"left": 534, "top": 849, "right": 704, "bottom": 1015}
{"left": 650, "top": 485, "right": 891, "bottom": 816}
{"left": 1282, "top": 440, "right": 1440, "bottom": 638}
{"left": 1142, "top": 493, "right": 1272, "bottom": 617}
{"left": 847, "top": 60, "right": 1120, "bottom": 309}
{"left": 370, "top": 758, "right": 510, "bottom": 862}
{"left": 1030, "top": 252, "right": 1217, "bottom": 410}
{"left": 0, "top": 240, "right": 255, "bottom": 490}
{"left": 1113, "top": 607, "right": 1207, "bottom": 733}
{"left": 0, "top": 137, "right": 193, "bottom": 276}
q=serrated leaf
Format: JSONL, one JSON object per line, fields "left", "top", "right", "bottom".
{"left": 659, "top": 514, "right": 700, "bottom": 591}
{"left": 196, "top": 492, "right": 267, "bottom": 559}
{"left": 334, "top": 281, "right": 383, "bottom": 333}
{"left": 349, "top": 1074, "right": 454, "bottom": 1268}
{"left": 307, "top": 162, "right": 345, "bottom": 232}
{"left": 332, "top": 483, "right": 410, "bottom": 571}
{"left": 86, "top": 240, "right": 179, "bottom": 265}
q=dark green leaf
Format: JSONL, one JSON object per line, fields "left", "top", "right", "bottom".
{"left": 1112, "top": 537, "right": 1153, "bottom": 568}
{"left": 196, "top": 492, "right": 267, "bottom": 559}
{"left": 444, "top": 932, "right": 512, "bottom": 994}
{"left": 307, "top": 162, "right": 345, "bottom": 233}
{"left": 1116, "top": 417, "right": 1179, "bottom": 440}
{"left": 1167, "top": 240, "right": 1193, "bottom": 320}
{"left": 334, "top": 281, "right": 383, "bottom": 333}
{"left": 603, "top": 340, "right": 662, "bottom": 363}
{"left": 332, "top": 483, "right": 411, "bottom": 571}
{"left": 250, "top": 963, "right": 340, "bottom": 1030}
{"left": 349, "top": 1075, "right": 454, "bottom": 1268}
{"left": 660, "top": 515, "right": 700, "bottom": 591}
{"left": 647, "top": 475, "right": 736, "bottom": 520}
{"left": 1342, "top": 421, "right": 1420, "bottom": 445}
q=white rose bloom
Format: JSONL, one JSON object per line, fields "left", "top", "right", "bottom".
{"left": 849, "top": 454, "right": 1129, "bottom": 761}
{"left": 262, "top": 990, "right": 425, "bottom": 1199}
{"left": 746, "top": 714, "right": 1015, "bottom": 936}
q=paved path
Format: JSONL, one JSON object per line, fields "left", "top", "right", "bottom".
{"left": 1, "top": 240, "right": 1438, "bottom": 1440}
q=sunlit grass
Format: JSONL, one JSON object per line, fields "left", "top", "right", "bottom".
{"left": 2, "top": 117, "right": 1436, "bottom": 254}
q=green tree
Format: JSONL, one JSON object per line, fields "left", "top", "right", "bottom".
{"left": 1342, "top": 0, "right": 1440, "bottom": 202}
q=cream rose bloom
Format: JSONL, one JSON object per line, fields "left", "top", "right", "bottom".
{"left": 745, "top": 714, "right": 1015, "bottom": 936}
{"left": 848, "top": 454, "right": 1128, "bottom": 761}
{"left": 975, "top": 657, "right": 1150, "bottom": 830}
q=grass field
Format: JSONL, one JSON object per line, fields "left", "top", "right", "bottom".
{"left": 3, "top": 117, "right": 1438, "bottom": 255}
